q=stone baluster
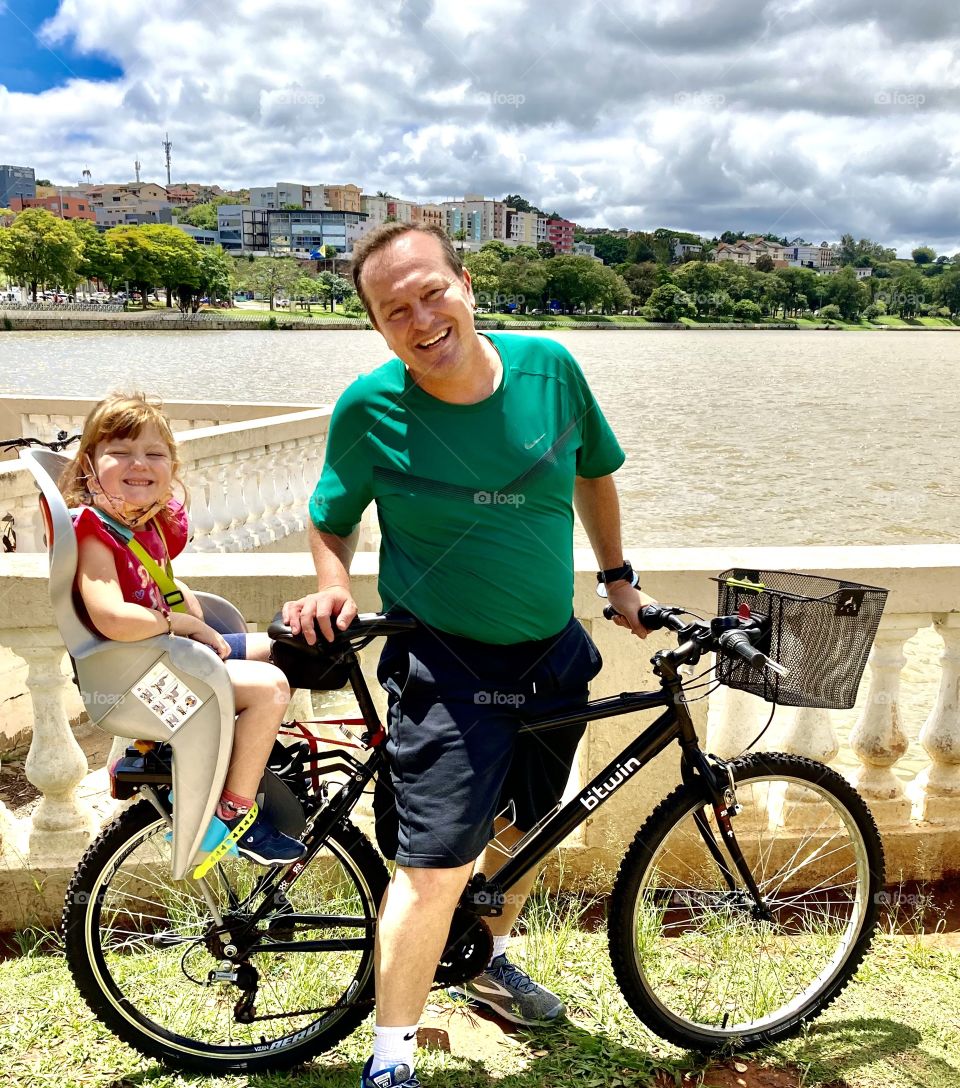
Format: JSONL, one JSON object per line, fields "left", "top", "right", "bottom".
{"left": 7, "top": 630, "right": 97, "bottom": 862}
{"left": 912, "top": 614, "right": 960, "bottom": 822}
{"left": 258, "top": 448, "right": 287, "bottom": 540}
{"left": 207, "top": 461, "right": 238, "bottom": 551}
{"left": 766, "top": 705, "right": 840, "bottom": 765}
{"left": 239, "top": 450, "right": 272, "bottom": 548}
{"left": 228, "top": 454, "right": 256, "bottom": 551}
{"left": 286, "top": 442, "right": 309, "bottom": 532}
{"left": 847, "top": 616, "right": 919, "bottom": 822}
{"left": 185, "top": 461, "right": 218, "bottom": 551}
{"left": 273, "top": 445, "right": 301, "bottom": 535}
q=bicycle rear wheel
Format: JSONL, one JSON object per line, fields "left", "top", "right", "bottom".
{"left": 63, "top": 798, "right": 388, "bottom": 1072}
{"left": 608, "top": 752, "right": 883, "bottom": 1052}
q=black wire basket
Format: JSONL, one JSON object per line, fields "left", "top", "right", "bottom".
{"left": 714, "top": 568, "right": 888, "bottom": 709}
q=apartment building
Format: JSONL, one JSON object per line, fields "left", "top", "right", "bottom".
{"left": 95, "top": 205, "right": 174, "bottom": 227}
{"left": 84, "top": 182, "right": 170, "bottom": 206}
{"left": 264, "top": 208, "right": 370, "bottom": 256}
{"left": 323, "top": 184, "right": 362, "bottom": 213}
{"left": 440, "top": 195, "right": 509, "bottom": 243}
{"left": 507, "top": 208, "right": 547, "bottom": 246}
{"left": 782, "top": 238, "right": 837, "bottom": 269}
{"left": 250, "top": 182, "right": 326, "bottom": 210}
{"left": 360, "top": 195, "right": 418, "bottom": 225}
{"left": 0, "top": 165, "right": 36, "bottom": 207}
{"left": 415, "top": 203, "right": 445, "bottom": 229}
{"left": 10, "top": 192, "right": 96, "bottom": 220}
{"left": 546, "top": 217, "right": 575, "bottom": 254}
{"left": 217, "top": 205, "right": 269, "bottom": 252}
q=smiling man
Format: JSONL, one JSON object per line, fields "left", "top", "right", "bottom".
{"left": 283, "top": 222, "right": 651, "bottom": 1088}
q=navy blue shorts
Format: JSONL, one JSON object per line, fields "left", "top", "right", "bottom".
{"left": 373, "top": 615, "right": 602, "bottom": 869}
{"left": 223, "top": 633, "right": 247, "bottom": 659}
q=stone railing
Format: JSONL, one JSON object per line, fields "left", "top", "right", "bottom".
{"left": 0, "top": 544, "right": 958, "bottom": 929}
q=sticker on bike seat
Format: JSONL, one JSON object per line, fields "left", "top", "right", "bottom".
{"left": 192, "top": 803, "right": 258, "bottom": 880}
{"left": 132, "top": 661, "right": 202, "bottom": 727}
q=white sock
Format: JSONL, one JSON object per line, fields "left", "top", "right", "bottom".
{"left": 489, "top": 934, "right": 510, "bottom": 964}
{"left": 371, "top": 1023, "right": 418, "bottom": 1077}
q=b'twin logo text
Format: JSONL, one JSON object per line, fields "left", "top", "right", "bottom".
{"left": 579, "top": 757, "right": 642, "bottom": 810}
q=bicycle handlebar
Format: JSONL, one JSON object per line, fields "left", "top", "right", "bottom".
{"left": 604, "top": 602, "right": 786, "bottom": 676}
{"left": 3, "top": 431, "right": 81, "bottom": 454}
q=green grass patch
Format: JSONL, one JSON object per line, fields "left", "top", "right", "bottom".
{"left": 3, "top": 886, "right": 958, "bottom": 1088}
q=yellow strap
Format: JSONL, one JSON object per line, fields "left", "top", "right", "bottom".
{"left": 126, "top": 538, "right": 188, "bottom": 612}
{"left": 192, "top": 803, "right": 258, "bottom": 880}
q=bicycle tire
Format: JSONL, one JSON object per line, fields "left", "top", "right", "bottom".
{"left": 62, "top": 798, "right": 389, "bottom": 1073}
{"left": 608, "top": 752, "right": 883, "bottom": 1052}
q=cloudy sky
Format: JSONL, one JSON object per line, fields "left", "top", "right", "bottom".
{"left": 1, "top": 0, "right": 958, "bottom": 255}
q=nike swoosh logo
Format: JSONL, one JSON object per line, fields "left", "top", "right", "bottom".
{"left": 524, "top": 433, "right": 546, "bottom": 449}
{"left": 403, "top": 1031, "right": 417, "bottom": 1040}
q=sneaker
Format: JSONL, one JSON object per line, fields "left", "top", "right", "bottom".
{"left": 359, "top": 1056, "right": 421, "bottom": 1087}
{"left": 448, "top": 954, "right": 566, "bottom": 1026}
{"left": 222, "top": 812, "right": 306, "bottom": 866}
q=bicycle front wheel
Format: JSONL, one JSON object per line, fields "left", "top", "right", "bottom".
{"left": 63, "top": 798, "right": 388, "bottom": 1073}
{"left": 608, "top": 752, "right": 883, "bottom": 1052}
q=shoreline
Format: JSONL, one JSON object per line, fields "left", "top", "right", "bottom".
{"left": 1, "top": 310, "right": 957, "bottom": 333}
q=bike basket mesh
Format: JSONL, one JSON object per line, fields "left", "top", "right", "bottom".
{"left": 715, "top": 568, "right": 888, "bottom": 709}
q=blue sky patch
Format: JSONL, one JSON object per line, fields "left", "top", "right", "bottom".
{"left": 0, "top": 1, "right": 123, "bottom": 93}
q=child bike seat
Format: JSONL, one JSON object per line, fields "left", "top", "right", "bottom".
{"left": 22, "top": 448, "right": 240, "bottom": 881}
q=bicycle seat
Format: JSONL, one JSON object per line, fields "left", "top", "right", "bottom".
{"left": 22, "top": 447, "right": 242, "bottom": 881}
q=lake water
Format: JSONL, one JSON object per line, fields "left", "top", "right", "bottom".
{"left": 4, "top": 327, "right": 958, "bottom": 549}
{"left": 4, "top": 326, "right": 956, "bottom": 776}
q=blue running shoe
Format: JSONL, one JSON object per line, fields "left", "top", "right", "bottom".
{"left": 448, "top": 954, "right": 565, "bottom": 1026}
{"left": 359, "top": 1056, "right": 421, "bottom": 1087}
{"left": 222, "top": 812, "right": 306, "bottom": 866}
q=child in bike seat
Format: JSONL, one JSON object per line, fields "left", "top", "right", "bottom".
{"left": 60, "top": 391, "right": 305, "bottom": 866}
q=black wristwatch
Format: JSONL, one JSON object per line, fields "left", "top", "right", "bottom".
{"left": 596, "top": 559, "right": 640, "bottom": 598}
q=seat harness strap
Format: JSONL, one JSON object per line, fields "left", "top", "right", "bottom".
{"left": 80, "top": 506, "right": 188, "bottom": 613}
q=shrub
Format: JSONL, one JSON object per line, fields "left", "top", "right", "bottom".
{"left": 733, "top": 299, "right": 763, "bottom": 322}
{"left": 819, "top": 304, "right": 841, "bottom": 321}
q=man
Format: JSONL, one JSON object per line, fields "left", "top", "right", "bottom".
{"left": 283, "top": 222, "right": 651, "bottom": 1088}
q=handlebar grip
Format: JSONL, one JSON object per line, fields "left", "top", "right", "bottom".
{"left": 603, "top": 604, "right": 685, "bottom": 633}
{"left": 718, "top": 628, "right": 768, "bottom": 672}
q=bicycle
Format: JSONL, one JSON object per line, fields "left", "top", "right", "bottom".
{"left": 57, "top": 567, "right": 889, "bottom": 1072}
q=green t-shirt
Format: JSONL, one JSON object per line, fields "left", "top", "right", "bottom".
{"left": 309, "top": 333, "right": 625, "bottom": 643}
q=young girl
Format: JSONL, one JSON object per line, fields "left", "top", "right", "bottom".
{"left": 61, "top": 391, "right": 305, "bottom": 866}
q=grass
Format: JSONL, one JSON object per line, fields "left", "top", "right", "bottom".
{"left": 2, "top": 872, "right": 959, "bottom": 1088}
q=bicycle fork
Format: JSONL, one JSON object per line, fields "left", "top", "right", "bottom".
{"left": 679, "top": 743, "right": 773, "bottom": 922}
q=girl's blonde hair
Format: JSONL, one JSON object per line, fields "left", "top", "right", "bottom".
{"left": 59, "top": 392, "right": 187, "bottom": 529}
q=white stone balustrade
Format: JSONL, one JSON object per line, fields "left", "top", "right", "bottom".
{"left": 1, "top": 543, "right": 960, "bottom": 930}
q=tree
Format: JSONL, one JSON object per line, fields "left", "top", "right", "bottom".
{"left": 626, "top": 232, "right": 659, "bottom": 264}
{"left": 646, "top": 283, "right": 694, "bottom": 322}
{"left": 536, "top": 241, "right": 555, "bottom": 260}
{"left": 479, "top": 240, "right": 510, "bottom": 262}
{"left": 0, "top": 208, "right": 82, "bottom": 300}
{"left": 755, "top": 253, "right": 775, "bottom": 273}
{"left": 544, "top": 255, "right": 608, "bottom": 313}
{"left": 234, "top": 255, "right": 298, "bottom": 310}
{"left": 498, "top": 256, "right": 547, "bottom": 313}
{"left": 733, "top": 299, "right": 763, "bottom": 322}
{"left": 293, "top": 273, "right": 321, "bottom": 313}
{"left": 887, "top": 268, "right": 928, "bottom": 317}
{"left": 107, "top": 226, "right": 162, "bottom": 307}
{"left": 195, "top": 246, "right": 233, "bottom": 309}
{"left": 911, "top": 246, "right": 937, "bottom": 265}
{"left": 141, "top": 224, "right": 204, "bottom": 308}
{"left": 674, "top": 261, "right": 723, "bottom": 316}
{"left": 71, "top": 218, "right": 117, "bottom": 290}
{"left": 818, "top": 304, "right": 841, "bottom": 321}
{"left": 502, "top": 194, "right": 545, "bottom": 215}
{"left": 760, "top": 275, "right": 790, "bottom": 318}
{"left": 617, "top": 262, "right": 659, "bottom": 309}
{"left": 177, "top": 202, "right": 219, "bottom": 231}
{"left": 584, "top": 232, "right": 628, "bottom": 265}
{"left": 463, "top": 249, "right": 502, "bottom": 307}
{"left": 824, "top": 267, "right": 868, "bottom": 320}
{"left": 934, "top": 270, "right": 960, "bottom": 317}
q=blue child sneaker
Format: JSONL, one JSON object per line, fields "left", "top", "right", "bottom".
{"left": 359, "top": 1056, "right": 421, "bottom": 1087}
{"left": 222, "top": 812, "right": 306, "bottom": 866}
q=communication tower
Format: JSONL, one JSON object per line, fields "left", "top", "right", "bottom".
{"left": 134, "top": 159, "right": 141, "bottom": 183}
{"left": 162, "top": 132, "right": 173, "bottom": 186}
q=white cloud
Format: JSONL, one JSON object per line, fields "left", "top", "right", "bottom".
{"left": 0, "top": 0, "right": 955, "bottom": 254}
